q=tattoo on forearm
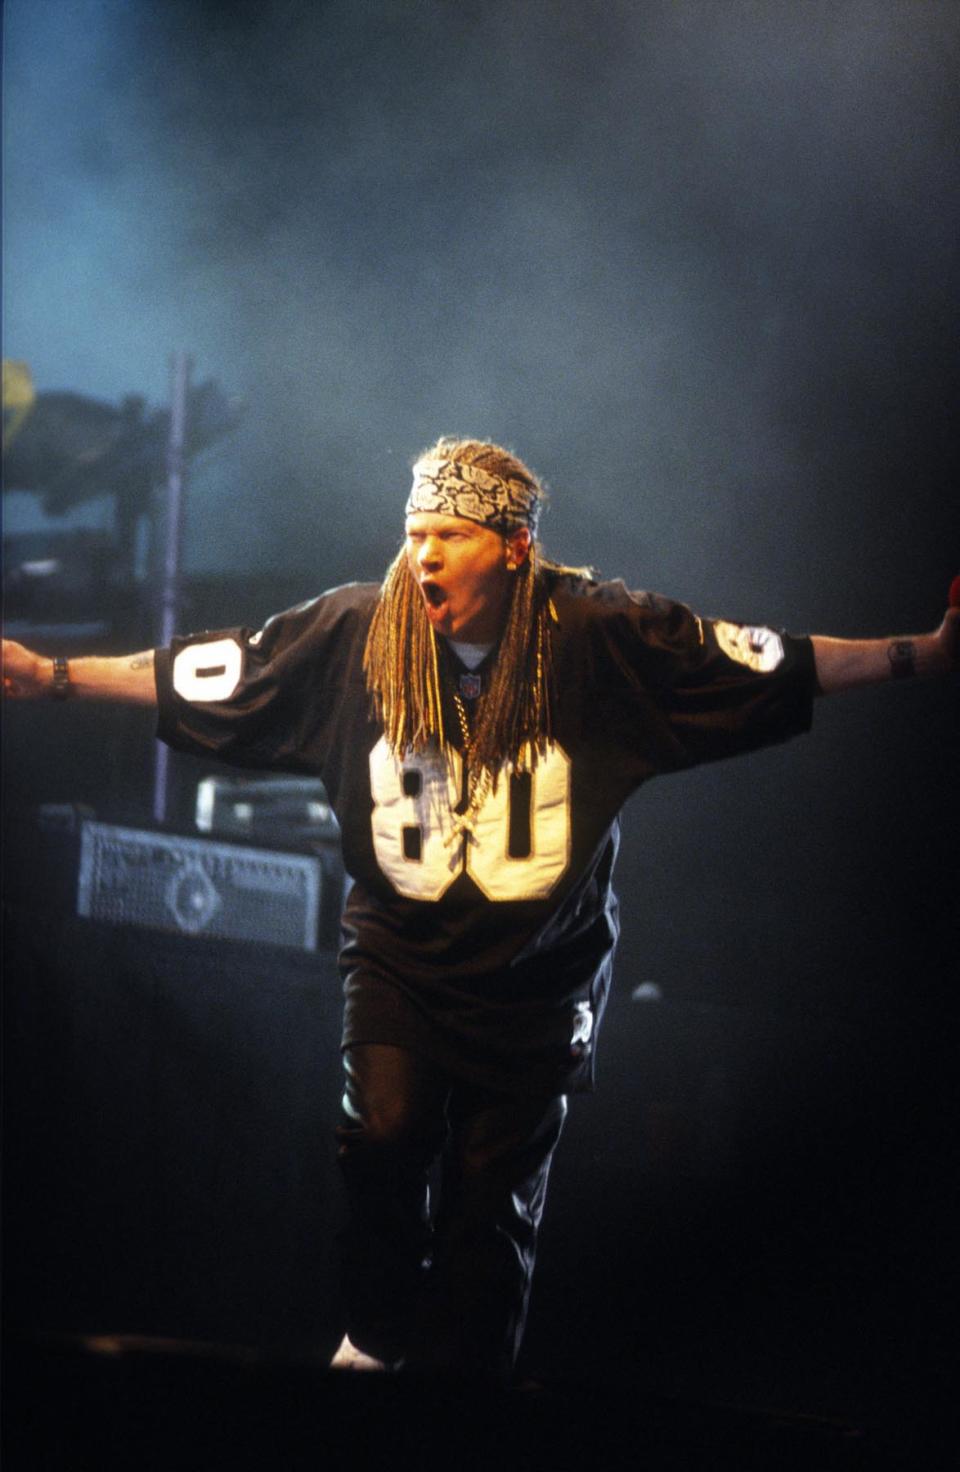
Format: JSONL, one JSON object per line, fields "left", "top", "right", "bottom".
{"left": 887, "top": 640, "right": 916, "bottom": 680}
{"left": 129, "top": 653, "right": 154, "bottom": 671}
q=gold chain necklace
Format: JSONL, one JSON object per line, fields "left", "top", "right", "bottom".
{"left": 451, "top": 689, "right": 471, "bottom": 749}
{"left": 445, "top": 690, "right": 492, "bottom": 846}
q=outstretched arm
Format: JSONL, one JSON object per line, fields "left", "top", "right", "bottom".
{"left": 811, "top": 607, "right": 960, "bottom": 695}
{"left": 2, "top": 640, "right": 157, "bottom": 706}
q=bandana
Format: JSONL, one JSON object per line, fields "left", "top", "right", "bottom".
{"left": 406, "top": 456, "right": 542, "bottom": 534}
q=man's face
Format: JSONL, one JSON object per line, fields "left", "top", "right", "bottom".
{"left": 404, "top": 512, "right": 529, "bottom": 642}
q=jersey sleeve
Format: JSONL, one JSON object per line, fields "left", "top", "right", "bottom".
{"left": 154, "top": 585, "right": 373, "bottom": 775}
{"left": 582, "top": 582, "right": 818, "bottom": 771}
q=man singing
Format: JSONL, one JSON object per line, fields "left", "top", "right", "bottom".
{"left": 3, "top": 437, "right": 957, "bottom": 1375}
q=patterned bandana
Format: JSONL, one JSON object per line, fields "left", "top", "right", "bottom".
{"left": 406, "top": 456, "right": 542, "bottom": 534}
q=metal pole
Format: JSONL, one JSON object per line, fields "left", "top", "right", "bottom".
{"left": 153, "top": 351, "right": 191, "bottom": 825}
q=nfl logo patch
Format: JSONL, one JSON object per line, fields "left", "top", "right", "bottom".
{"left": 459, "top": 673, "right": 482, "bottom": 700}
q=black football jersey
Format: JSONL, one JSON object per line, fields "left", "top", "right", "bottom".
{"left": 155, "top": 574, "right": 817, "bottom": 1094}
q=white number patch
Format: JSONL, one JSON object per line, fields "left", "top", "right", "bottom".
{"left": 172, "top": 637, "right": 244, "bottom": 703}
{"left": 369, "top": 737, "right": 464, "bottom": 901}
{"left": 368, "top": 737, "right": 572, "bottom": 902}
{"left": 466, "top": 745, "right": 571, "bottom": 900}
{"left": 713, "top": 620, "right": 784, "bottom": 673}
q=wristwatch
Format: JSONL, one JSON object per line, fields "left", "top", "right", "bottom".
{"left": 51, "top": 655, "right": 72, "bottom": 700}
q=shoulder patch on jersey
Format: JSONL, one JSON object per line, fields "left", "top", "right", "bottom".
{"left": 713, "top": 620, "right": 784, "bottom": 673}
{"left": 172, "top": 636, "right": 243, "bottom": 703}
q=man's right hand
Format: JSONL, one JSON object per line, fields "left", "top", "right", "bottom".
{"left": 2, "top": 640, "right": 52, "bottom": 700}
{"left": 2, "top": 640, "right": 158, "bottom": 706}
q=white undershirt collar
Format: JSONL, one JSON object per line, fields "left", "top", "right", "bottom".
{"left": 445, "top": 638, "right": 494, "bottom": 671}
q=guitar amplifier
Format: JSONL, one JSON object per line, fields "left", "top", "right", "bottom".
{"left": 194, "top": 774, "right": 340, "bottom": 845}
{"left": 77, "top": 821, "right": 327, "bottom": 952}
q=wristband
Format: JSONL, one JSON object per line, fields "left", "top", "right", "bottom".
{"left": 51, "top": 655, "right": 72, "bottom": 700}
{"left": 887, "top": 640, "right": 916, "bottom": 681}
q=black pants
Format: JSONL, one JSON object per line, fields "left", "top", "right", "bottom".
{"left": 335, "top": 1043, "right": 567, "bottom": 1375}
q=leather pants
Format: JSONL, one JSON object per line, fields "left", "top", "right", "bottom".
{"left": 335, "top": 1043, "right": 567, "bottom": 1375}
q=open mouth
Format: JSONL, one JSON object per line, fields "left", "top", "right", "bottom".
{"left": 421, "top": 580, "right": 448, "bottom": 610}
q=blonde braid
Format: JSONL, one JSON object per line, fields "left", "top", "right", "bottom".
{"left": 364, "top": 543, "right": 559, "bottom": 778}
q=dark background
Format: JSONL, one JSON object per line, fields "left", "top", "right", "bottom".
{"left": 3, "top": 0, "right": 958, "bottom": 1439}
